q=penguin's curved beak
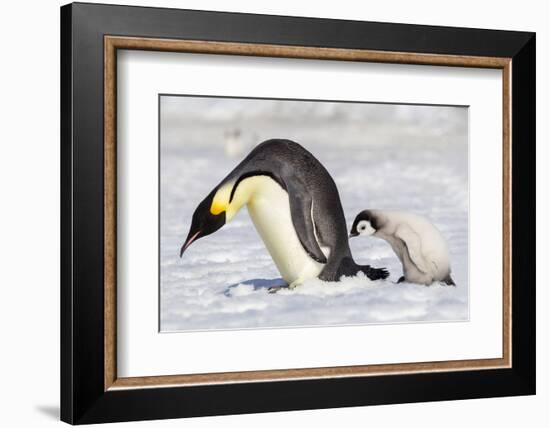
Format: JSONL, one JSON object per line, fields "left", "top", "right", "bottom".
{"left": 349, "top": 231, "right": 359, "bottom": 238}
{"left": 180, "top": 229, "right": 202, "bottom": 257}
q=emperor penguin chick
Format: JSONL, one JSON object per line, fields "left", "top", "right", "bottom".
{"left": 350, "top": 210, "right": 455, "bottom": 286}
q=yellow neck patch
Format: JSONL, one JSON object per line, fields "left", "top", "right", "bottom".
{"left": 210, "top": 176, "right": 269, "bottom": 222}
{"left": 210, "top": 200, "right": 226, "bottom": 215}
{"left": 210, "top": 181, "right": 234, "bottom": 215}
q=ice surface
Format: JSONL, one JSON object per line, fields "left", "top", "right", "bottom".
{"left": 160, "top": 97, "right": 469, "bottom": 331}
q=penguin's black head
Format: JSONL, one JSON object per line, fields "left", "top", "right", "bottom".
{"left": 350, "top": 210, "right": 378, "bottom": 238}
{"left": 180, "top": 190, "right": 226, "bottom": 257}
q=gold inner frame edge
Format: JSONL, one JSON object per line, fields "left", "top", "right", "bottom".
{"left": 104, "top": 36, "right": 512, "bottom": 391}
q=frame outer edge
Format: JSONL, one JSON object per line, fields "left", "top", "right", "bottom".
{"left": 73, "top": 2, "right": 533, "bottom": 58}
{"left": 63, "top": 3, "right": 536, "bottom": 423}
{"left": 510, "top": 33, "right": 536, "bottom": 392}
{"left": 60, "top": 3, "right": 75, "bottom": 425}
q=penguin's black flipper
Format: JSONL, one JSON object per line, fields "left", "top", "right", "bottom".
{"left": 286, "top": 181, "right": 328, "bottom": 264}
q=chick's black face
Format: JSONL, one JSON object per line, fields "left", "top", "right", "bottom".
{"left": 349, "top": 210, "right": 377, "bottom": 238}
{"left": 180, "top": 193, "right": 226, "bottom": 257}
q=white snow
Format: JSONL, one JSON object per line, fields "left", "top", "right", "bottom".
{"left": 160, "top": 97, "right": 469, "bottom": 331}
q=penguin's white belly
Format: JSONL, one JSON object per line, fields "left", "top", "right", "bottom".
{"left": 244, "top": 177, "right": 324, "bottom": 285}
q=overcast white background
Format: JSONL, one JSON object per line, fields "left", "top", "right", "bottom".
{"left": 0, "top": 1, "right": 546, "bottom": 427}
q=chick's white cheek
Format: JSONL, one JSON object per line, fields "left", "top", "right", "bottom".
{"left": 357, "top": 220, "right": 375, "bottom": 236}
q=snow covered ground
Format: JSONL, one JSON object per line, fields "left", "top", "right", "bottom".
{"left": 160, "top": 97, "right": 469, "bottom": 331}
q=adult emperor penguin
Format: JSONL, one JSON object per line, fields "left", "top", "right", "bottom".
{"left": 350, "top": 210, "right": 455, "bottom": 286}
{"left": 180, "top": 139, "right": 388, "bottom": 287}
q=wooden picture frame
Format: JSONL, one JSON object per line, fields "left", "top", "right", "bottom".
{"left": 61, "top": 2, "right": 535, "bottom": 424}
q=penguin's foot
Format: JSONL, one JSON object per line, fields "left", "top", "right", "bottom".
{"left": 268, "top": 284, "right": 290, "bottom": 293}
{"left": 397, "top": 276, "right": 406, "bottom": 284}
{"left": 269, "top": 279, "right": 304, "bottom": 292}
{"left": 442, "top": 276, "right": 456, "bottom": 286}
{"left": 364, "top": 266, "right": 389, "bottom": 281}
{"left": 440, "top": 281, "right": 456, "bottom": 287}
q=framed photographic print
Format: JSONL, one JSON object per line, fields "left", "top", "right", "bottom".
{"left": 60, "top": 2, "right": 536, "bottom": 424}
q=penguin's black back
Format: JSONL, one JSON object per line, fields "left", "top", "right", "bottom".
{"left": 226, "top": 140, "right": 352, "bottom": 268}
{"left": 219, "top": 139, "right": 387, "bottom": 281}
